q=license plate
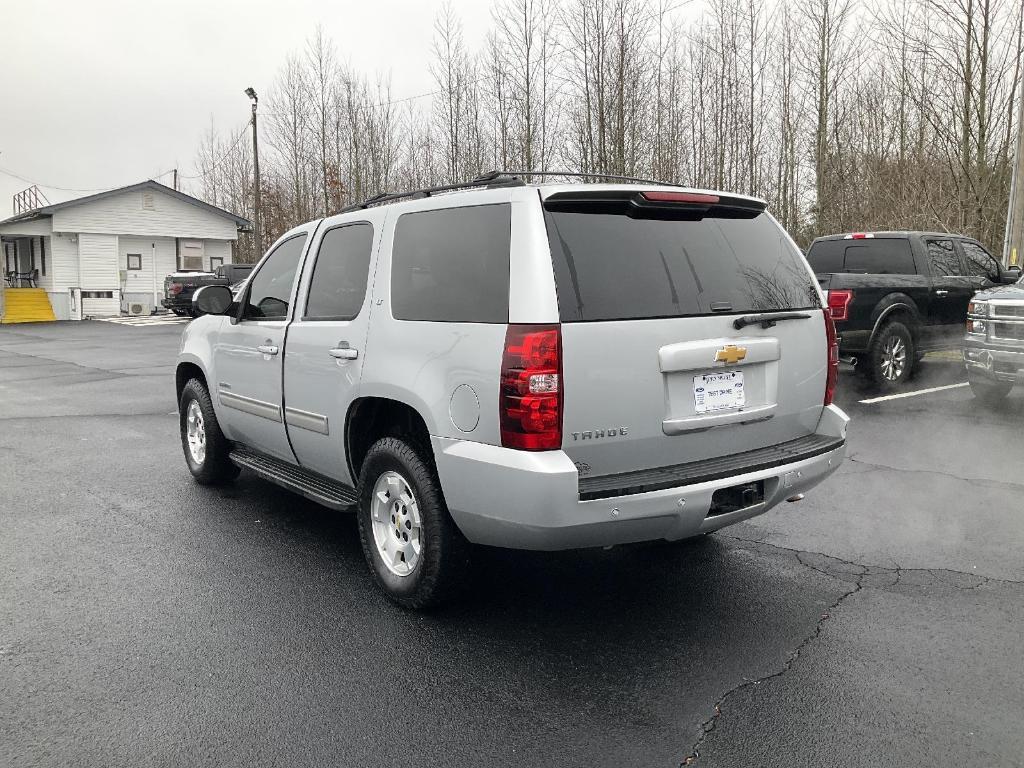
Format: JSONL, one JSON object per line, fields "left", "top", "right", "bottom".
{"left": 694, "top": 370, "right": 745, "bottom": 413}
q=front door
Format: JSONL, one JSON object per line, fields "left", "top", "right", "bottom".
{"left": 958, "top": 239, "right": 1003, "bottom": 294}
{"left": 213, "top": 231, "right": 311, "bottom": 462}
{"left": 283, "top": 218, "right": 380, "bottom": 483}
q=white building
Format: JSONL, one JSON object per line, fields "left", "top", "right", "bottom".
{"left": 0, "top": 180, "right": 250, "bottom": 320}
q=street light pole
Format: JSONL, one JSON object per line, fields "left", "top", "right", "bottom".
{"left": 245, "top": 87, "right": 262, "bottom": 262}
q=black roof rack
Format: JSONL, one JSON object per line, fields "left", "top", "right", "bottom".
{"left": 498, "top": 170, "right": 684, "bottom": 187}
{"left": 338, "top": 171, "right": 524, "bottom": 213}
{"left": 338, "top": 169, "right": 686, "bottom": 213}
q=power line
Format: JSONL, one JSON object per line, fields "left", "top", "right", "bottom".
{"left": 261, "top": 74, "right": 492, "bottom": 118}
{"left": 0, "top": 165, "right": 176, "bottom": 195}
{"left": 178, "top": 119, "right": 252, "bottom": 180}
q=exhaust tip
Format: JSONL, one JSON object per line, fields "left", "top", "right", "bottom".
{"left": 786, "top": 494, "right": 805, "bottom": 503}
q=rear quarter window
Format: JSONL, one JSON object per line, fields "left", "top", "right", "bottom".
{"left": 807, "top": 238, "right": 916, "bottom": 275}
{"left": 544, "top": 208, "right": 818, "bottom": 322}
{"left": 391, "top": 204, "right": 511, "bottom": 323}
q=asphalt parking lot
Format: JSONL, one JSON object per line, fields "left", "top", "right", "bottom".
{"left": 2, "top": 320, "right": 1022, "bottom": 768}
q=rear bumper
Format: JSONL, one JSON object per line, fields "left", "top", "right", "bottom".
{"left": 434, "top": 404, "right": 850, "bottom": 551}
{"left": 963, "top": 339, "right": 1024, "bottom": 384}
{"left": 836, "top": 328, "right": 870, "bottom": 354}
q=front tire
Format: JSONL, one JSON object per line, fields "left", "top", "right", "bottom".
{"left": 356, "top": 437, "right": 470, "bottom": 609}
{"left": 969, "top": 375, "right": 1012, "bottom": 406}
{"left": 178, "top": 378, "right": 239, "bottom": 485}
{"left": 867, "top": 321, "right": 914, "bottom": 391}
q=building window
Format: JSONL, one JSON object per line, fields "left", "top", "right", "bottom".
{"left": 127, "top": 253, "right": 143, "bottom": 270}
{"left": 82, "top": 291, "right": 115, "bottom": 299}
{"left": 180, "top": 240, "right": 204, "bottom": 271}
{"left": 209, "top": 256, "right": 223, "bottom": 270}
{"left": 39, "top": 238, "right": 46, "bottom": 276}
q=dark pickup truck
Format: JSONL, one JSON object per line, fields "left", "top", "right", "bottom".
{"left": 806, "top": 231, "right": 1019, "bottom": 389}
{"left": 162, "top": 264, "right": 253, "bottom": 316}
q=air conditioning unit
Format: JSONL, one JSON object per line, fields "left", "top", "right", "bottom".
{"left": 128, "top": 302, "right": 151, "bottom": 316}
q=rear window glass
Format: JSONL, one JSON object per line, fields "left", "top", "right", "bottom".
{"left": 806, "top": 238, "right": 916, "bottom": 275}
{"left": 543, "top": 209, "right": 819, "bottom": 322}
{"left": 391, "top": 204, "right": 511, "bottom": 323}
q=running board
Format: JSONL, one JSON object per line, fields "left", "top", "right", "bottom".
{"left": 229, "top": 446, "right": 358, "bottom": 510}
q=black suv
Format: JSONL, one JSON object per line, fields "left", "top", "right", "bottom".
{"left": 806, "top": 231, "right": 1017, "bottom": 389}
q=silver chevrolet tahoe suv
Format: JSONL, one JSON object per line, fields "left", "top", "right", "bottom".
{"left": 176, "top": 174, "right": 850, "bottom": 608}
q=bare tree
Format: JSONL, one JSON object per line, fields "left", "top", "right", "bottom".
{"left": 189, "top": 2, "right": 1023, "bottom": 253}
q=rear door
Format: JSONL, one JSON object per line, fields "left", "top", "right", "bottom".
{"left": 541, "top": 188, "right": 826, "bottom": 480}
{"left": 282, "top": 216, "right": 381, "bottom": 483}
{"left": 923, "top": 237, "right": 972, "bottom": 347}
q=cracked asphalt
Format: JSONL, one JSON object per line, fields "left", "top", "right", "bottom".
{"left": 2, "top": 321, "right": 1022, "bottom": 768}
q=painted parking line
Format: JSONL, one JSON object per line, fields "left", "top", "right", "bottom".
{"left": 95, "top": 315, "right": 189, "bottom": 326}
{"left": 859, "top": 382, "right": 969, "bottom": 404}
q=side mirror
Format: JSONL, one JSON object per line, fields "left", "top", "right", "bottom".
{"left": 193, "top": 284, "right": 234, "bottom": 316}
{"left": 1001, "top": 265, "right": 1021, "bottom": 284}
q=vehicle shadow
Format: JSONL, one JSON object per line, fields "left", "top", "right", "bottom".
{"left": 204, "top": 473, "right": 844, "bottom": 766}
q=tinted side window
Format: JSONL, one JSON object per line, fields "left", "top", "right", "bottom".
{"left": 305, "top": 223, "right": 375, "bottom": 320}
{"left": 926, "top": 239, "right": 961, "bottom": 277}
{"left": 243, "top": 234, "right": 307, "bottom": 320}
{"left": 391, "top": 204, "right": 511, "bottom": 323}
{"left": 545, "top": 209, "right": 818, "bottom": 321}
{"left": 961, "top": 241, "right": 998, "bottom": 280}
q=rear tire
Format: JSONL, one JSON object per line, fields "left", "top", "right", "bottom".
{"left": 867, "top": 321, "right": 914, "bottom": 391}
{"left": 356, "top": 437, "right": 470, "bottom": 610}
{"left": 968, "top": 375, "right": 1012, "bottom": 406}
{"left": 178, "top": 378, "right": 239, "bottom": 485}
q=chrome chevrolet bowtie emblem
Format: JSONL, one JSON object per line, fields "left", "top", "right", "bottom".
{"left": 715, "top": 345, "right": 747, "bottom": 365}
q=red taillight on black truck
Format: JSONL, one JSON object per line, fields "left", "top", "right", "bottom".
{"left": 500, "top": 324, "right": 562, "bottom": 450}
{"left": 826, "top": 289, "right": 853, "bottom": 322}
{"left": 824, "top": 309, "right": 839, "bottom": 406}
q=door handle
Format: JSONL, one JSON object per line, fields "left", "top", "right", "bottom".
{"left": 934, "top": 289, "right": 949, "bottom": 296}
{"left": 329, "top": 344, "right": 359, "bottom": 360}
{"left": 257, "top": 344, "right": 279, "bottom": 356}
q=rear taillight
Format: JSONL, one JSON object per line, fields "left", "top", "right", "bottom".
{"left": 826, "top": 289, "right": 853, "bottom": 322}
{"left": 824, "top": 310, "right": 839, "bottom": 406}
{"left": 169, "top": 283, "right": 183, "bottom": 295}
{"left": 500, "top": 324, "right": 562, "bottom": 451}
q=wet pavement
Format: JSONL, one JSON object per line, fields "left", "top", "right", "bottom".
{"left": 2, "top": 322, "right": 1021, "bottom": 767}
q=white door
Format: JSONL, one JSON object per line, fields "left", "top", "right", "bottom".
{"left": 213, "top": 230, "right": 311, "bottom": 462}
{"left": 283, "top": 218, "right": 381, "bottom": 483}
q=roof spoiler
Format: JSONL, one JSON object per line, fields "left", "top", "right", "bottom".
{"left": 543, "top": 189, "right": 767, "bottom": 219}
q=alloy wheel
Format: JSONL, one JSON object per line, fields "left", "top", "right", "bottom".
{"left": 370, "top": 471, "right": 423, "bottom": 577}
{"left": 880, "top": 336, "right": 907, "bottom": 381}
{"left": 185, "top": 400, "right": 206, "bottom": 465}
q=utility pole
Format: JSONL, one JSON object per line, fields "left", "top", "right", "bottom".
{"left": 1005, "top": 83, "right": 1024, "bottom": 268}
{"left": 245, "top": 87, "right": 262, "bottom": 262}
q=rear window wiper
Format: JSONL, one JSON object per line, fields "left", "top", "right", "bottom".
{"left": 733, "top": 311, "right": 814, "bottom": 330}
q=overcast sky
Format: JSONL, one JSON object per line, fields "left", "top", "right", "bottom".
{"left": 0, "top": 0, "right": 495, "bottom": 217}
